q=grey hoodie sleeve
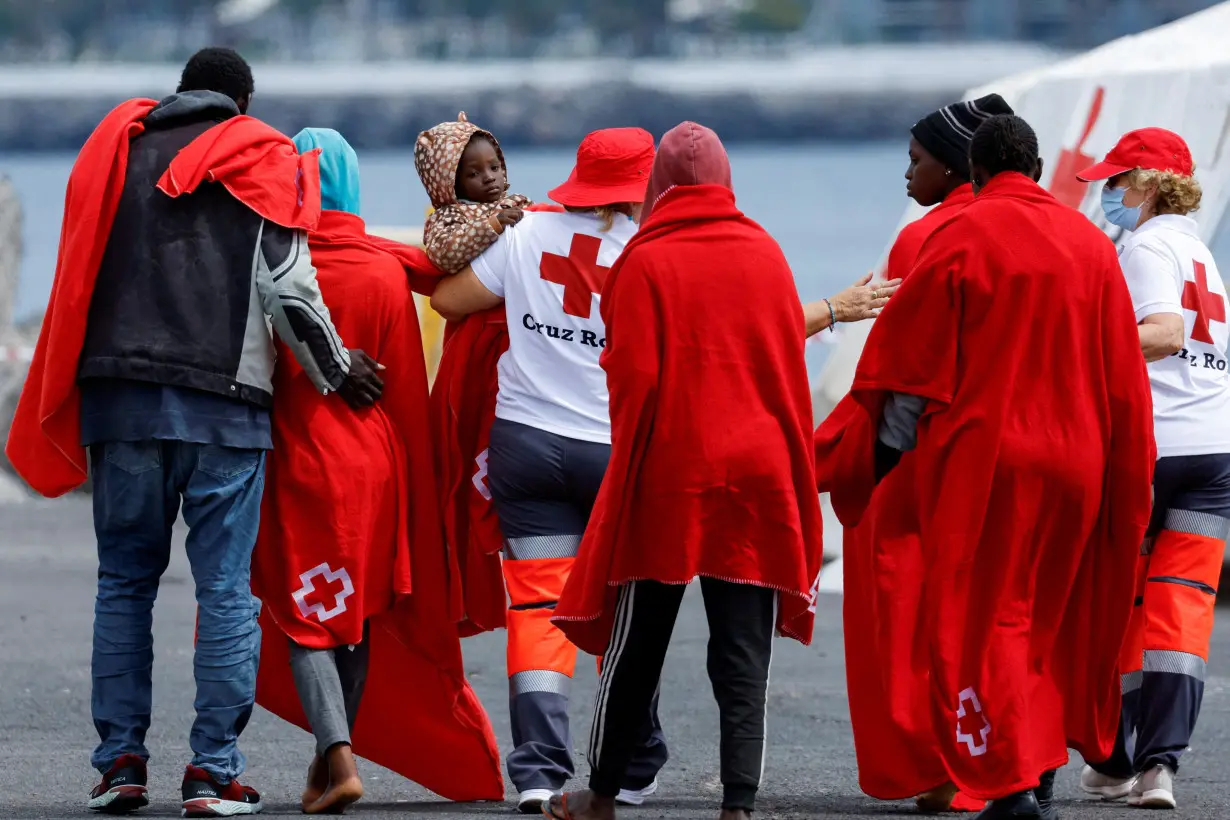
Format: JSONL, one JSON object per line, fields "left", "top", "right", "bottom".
{"left": 878, "top": 392, "right": 927, "bottom": 452}
{"left": 255, "top": 220, "right": 350, "bottom": 393}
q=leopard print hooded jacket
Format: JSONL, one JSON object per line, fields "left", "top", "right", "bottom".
{"left": 414, "top": 112, "right": 532, "bottom": 273}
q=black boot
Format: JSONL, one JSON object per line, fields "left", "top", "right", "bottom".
{"left": 973, "top": 789, "right": 1044, "bottom": 819}
{"left": 1033, "top": 770, "right": 1059, "bottom": 820}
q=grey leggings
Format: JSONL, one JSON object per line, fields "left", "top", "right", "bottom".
{"left": 289, "top": 623, "right": 371, "bottom": 756}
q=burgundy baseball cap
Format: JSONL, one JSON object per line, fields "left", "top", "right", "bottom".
{"left": 1076, "top": 127, "right": 1194, "bottom": 182}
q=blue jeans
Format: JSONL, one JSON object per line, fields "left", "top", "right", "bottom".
{"left": 89, "top": 440, "right": 266, "bottom": 782}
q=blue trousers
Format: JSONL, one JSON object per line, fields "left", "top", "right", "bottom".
{"left": 89, "top": 440, "right": 266, "bottom": 783}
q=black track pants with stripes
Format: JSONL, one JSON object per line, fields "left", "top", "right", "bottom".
{"left": 588, "top": 578, "right": 776, "bottom": 812}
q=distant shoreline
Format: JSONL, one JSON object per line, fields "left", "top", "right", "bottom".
{"left": 0, "top": 45, "right": 1062, "bottom": 150}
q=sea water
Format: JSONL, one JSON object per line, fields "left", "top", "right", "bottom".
{"left": 9, "top": 141, "right": 1228, "bottom": 379}
{"left": 3, "top": 143, "right": 909, "bottom": 376}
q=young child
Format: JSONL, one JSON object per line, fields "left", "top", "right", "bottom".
{"left": 415, "top": 112, "right": 532, "bottom": 273}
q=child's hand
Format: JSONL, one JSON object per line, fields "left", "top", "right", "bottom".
{"left": 489, "top": 206, "right": 524, "bottom": 234}
{"left": 496, "top": 206, "right": 524, "bottom": 228}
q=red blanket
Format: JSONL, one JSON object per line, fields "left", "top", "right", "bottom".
{"left": 832, "top": 172, "right": 1154, "bottom": 800}
{"left": 6, "top": 101, "right": 318, "bottom": 498}
{"left": 884, "top": 184, "right": 973, "bottom": 287}
{"left": 553, "top": 183, "right": 825, "bottom": 654}
{"left": 814, "top": 183, "right": 978, "bottom": 802}
{"left": 252, "top": 211, "right": 502, "bottom": 801}
{"left": 156, "top": 115, "right": 321, "bottom": 230}
{"left": 252, "top": 210, "right": 441, "bottom": 648}
{"left": 429, "top": 309, "right": 511, "bottom": 636}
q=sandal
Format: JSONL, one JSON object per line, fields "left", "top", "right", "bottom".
{"left": 542, "top": 792, "right": 575, "bottom": 819}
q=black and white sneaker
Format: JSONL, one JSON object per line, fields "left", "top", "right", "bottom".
{"left": 88, "top": 754, "right": 150, "bottom": 814}
{"left": 181, "top": 765, "right": 263, "bottom": 817}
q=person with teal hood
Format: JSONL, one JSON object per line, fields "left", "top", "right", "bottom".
{"left": 292, "top": 127, "right": 362, "bottom": 215}
{"left": 250, "top": 127, "right": 505, "bottom": 814}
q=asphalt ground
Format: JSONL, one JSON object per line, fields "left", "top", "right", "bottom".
{"left": 3, "top": 497, "right": 1230, "bottom": 819}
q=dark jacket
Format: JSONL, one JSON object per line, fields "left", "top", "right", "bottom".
{"left": 78, "top": 91, "right": 350, "bottom": 407}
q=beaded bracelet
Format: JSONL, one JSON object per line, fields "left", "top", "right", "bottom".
{"left": 823, "top": 298, "right": 836, "bottom": 332}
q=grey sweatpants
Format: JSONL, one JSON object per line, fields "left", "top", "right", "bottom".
{"left": 289, "top": 624, "right": 371, "bottom": 756}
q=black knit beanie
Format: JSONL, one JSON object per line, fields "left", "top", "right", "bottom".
{"left": 911, "top": 94, "right": 1015, "bottom": 180}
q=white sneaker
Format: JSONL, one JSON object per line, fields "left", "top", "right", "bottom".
{"left": 517, "top": 789, "right": 556, "bottom": 815}
{"left": 616, "top": 778, "right": 659, "bottom": 806}
{"left": 1128, "top": 764, "right": 1176, "bottom": 810}
{"left": 1080, "top": 764, "right": 1137, "bottom": 801}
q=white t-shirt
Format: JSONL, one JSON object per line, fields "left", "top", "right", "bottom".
{"left": 471, "top": 211, "right": 637, "bottom": 444}
{"left": 1119, "top": 213, "right": 1230, "bottom": 457}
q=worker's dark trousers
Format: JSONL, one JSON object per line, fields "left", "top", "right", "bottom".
{"left": 1092, "top": 454, "right": 1230, "bottom": 777}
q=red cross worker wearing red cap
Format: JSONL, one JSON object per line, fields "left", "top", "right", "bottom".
{"left": 1075, "top": 130, "right": 1230, "bottom": 811}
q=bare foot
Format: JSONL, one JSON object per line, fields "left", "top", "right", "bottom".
{"left": 719, "top": 810, "right": 752, "bottom": 820}
{"left": 543, "top": 790, "right": 616, "bottom": 820}
{"left": 306, "top": 744, "right": 363, "bottom": 815}
{"left": 301, "top": 755, "right": 328, "bottom": 811}
{"left": 917, "top": 782, "right": 959, "bottom": 813}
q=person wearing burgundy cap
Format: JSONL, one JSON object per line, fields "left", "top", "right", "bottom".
{"left": 431, "top": 128, "right": 666, "bottom": 815}
{"left": 1076, "top": 128, "right": 1230, "bottom": 811}
{"left": 544, "top": 121, "right": 827, "bottom": 820}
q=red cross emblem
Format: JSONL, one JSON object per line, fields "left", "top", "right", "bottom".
{"left": 1048, "top": 86, "right": 1104, "bottom": 209}
{"left": 292, "top": 562, "right": 354, "bottom": 623}
{"left": 540, "top": 233, "right": 610, "bottom": 319}
{"left": 1182, "top": 260, "right": 1226, "bottom": 345}
{"left": 472, "top": 448, "right": 492, "bottom": 502}
{"left": 955, "top": 687, "right": 991, "bottom": 757}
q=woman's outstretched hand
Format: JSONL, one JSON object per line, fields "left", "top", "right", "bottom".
{"left": 830, "top": 272, "right": 902, "bottom": 323}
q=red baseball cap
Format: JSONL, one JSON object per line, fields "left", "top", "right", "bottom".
{"left": 1076, "top": 127, "right": 1194, "bottom": 181}
{"left": 549, "top": 128, "right": 656, "bottom": 207}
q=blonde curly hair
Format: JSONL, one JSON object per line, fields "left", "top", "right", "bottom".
{"left": 1126, "top": 166, "right": 1203, "bottom": 216}
{"left": 566, "top": 204, "right": 634, "bottom": 232}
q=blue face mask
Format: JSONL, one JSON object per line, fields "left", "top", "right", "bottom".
{"left": 1101, "top": 186, "right": 1143, "bottom": 232}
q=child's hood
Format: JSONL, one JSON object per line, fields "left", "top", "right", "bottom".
{"left": 414, "top": 112, "right": 510, "bottom": 209}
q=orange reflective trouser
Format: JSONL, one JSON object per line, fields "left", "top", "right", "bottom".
{"left": 503, "top": 537, "right": 580, "bottom": 689}
{"left": 1094, "top": 506, "right": 1227, "bottom": 777}
{"left": 500, "top": 534, "right": 581, "bottom": 793}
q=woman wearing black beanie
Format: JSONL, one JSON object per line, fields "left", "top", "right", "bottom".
{"left": 893, "top": 93, "right": 1016, "bottom": 265}
{"left": 815, "top": 92, "right": 1014, "bottom": 818}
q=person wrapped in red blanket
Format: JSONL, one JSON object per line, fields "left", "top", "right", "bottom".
{"left": 820, "top": 114, "right": 1155, "bottom": 820}
{"left": 5, "top": 48, "right": 390, "bottom": 817}
{"left": 546, "top": 122, "right": 825, "bottom": 820}
{"left": 250, "top": 128, "right": 502, "bottom": 814}
{"left": 813, "top": 94, "right": 1013, "bottom": 815}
